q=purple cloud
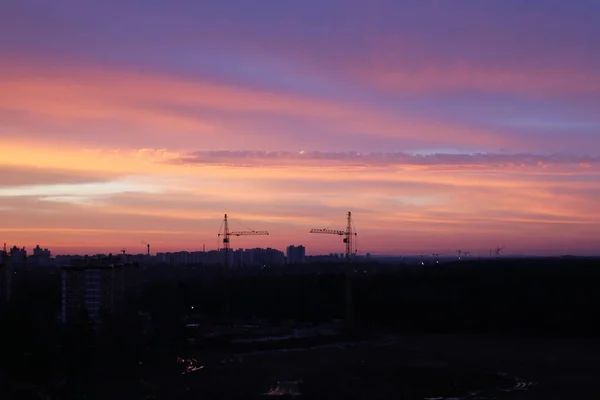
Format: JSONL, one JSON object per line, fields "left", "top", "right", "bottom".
{"left": 172, "top": 150, "right": 600, "bottom": 170}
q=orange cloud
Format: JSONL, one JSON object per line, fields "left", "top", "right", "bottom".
{"left": 2, "top": 142, "right": 598, "bottom": 255}
{"left": 0, "top": 165, "right": 117, "bottom": 187}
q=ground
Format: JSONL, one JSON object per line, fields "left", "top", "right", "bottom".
{"left": 143, "top": 333, "right": 600, "bottom": 399}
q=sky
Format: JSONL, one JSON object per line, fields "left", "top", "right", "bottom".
{"left": 1, "top": 0, "right": 599, "bottom": 256}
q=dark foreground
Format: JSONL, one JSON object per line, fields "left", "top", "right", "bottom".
{"left": 37, "top": 332, "right": 598, "bottom": 400}
{"left": 174, "top": 334, "right": 600, "bottom": 400}
{"left": 3, "top": 258, "right": 600, "bottom": 398}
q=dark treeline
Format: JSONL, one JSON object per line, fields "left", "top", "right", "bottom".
{"left": 354, "top": 258, "right": 600, "bottom": 336}
{"left": 144, "top": 258, "right": 600, "bottom": 337}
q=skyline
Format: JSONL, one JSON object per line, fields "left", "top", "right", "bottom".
{"left": 0, "top": 239, "right": 563, "bottom": 259}
{"left": 1, "top": 1, "right": 599, "bottom": 255}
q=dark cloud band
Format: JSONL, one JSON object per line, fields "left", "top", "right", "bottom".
{"left": 172, "top": 151, "right": 600, "bottom": 169}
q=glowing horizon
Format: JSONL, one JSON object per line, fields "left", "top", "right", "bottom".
{"left": 1, "top": 1, "right": 599, "bottom": 256}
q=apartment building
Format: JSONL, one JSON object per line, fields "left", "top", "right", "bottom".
{"left": 0, "top": 251, "right": 11, "bottom": 305}
{"left": 61, "top": 263, "right": 126, "bottom": 326}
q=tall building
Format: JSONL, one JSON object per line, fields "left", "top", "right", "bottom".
{"left": 265, "top": 248, "right": 285, "bottom": 266}
{"left": 31, "top": 245, "right": 53, "bottom": 267}
{"left": 61, "top": 262, "right": 126, "bottom": 326}
{"left": 8, "top": 246, "right": 26, "bottom": 267}
{"left": 245, "top": 248, "right": 285, "bottom": 267}
{"left": 286, "top": 245, "right": 306, "bottom": 264}
{"left": 0, "top": 248, "right": 12, "bottom": 305}
{"left": 32, "top": 245, "right": 51, "bottom": 258}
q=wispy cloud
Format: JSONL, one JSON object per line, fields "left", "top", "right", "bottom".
{"left": 0, "top": 177, "right": 164, "bottom": 207}
{"left": 1, "top": 0, "right": 599, "bottom": 255}
{"left": 172, "top": 150, "right": 600, "bottom": 170}
{"left": 353, "top": 65, "right": 600, "bottom": 96}
{"left": 0, "top": 63, "right": 506, "bottom": 150}
{"left": 0, "top": 165, "right": 118, "bottom": 188}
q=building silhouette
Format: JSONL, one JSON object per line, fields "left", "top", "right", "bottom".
{"left": 8, "top": 246, "right": 26, "bottom": 267}
{"left": 32, "top": 245, "right": 51, "bottom": 258}
{"left": 61, "top": 258, "right": 132, "bottom": 327}
{"left": 286, "top": 245, "right": 306, "bottom": 264}
{"left": 0, "top": 248, "right": 11, "bottom": 305}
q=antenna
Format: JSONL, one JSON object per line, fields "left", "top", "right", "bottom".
{"left": 495, "top": 246, "right": 505, "bottom": 258}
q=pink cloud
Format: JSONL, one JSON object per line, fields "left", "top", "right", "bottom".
{"left": 351, "top": 64, "right": 600, "bottom": 96}
{"left": 2, "top": 153, "right": 598, "bottom": 256}
{"left": 0, "top": 62, "right": 507, "bottom": 150}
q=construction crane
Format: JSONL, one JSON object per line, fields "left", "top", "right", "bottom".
{"left": 218, "top": 213, "right": 269, "bottom": 317}
{"left": 310, "top": 211, "right": 357, "bottom": 323}
{"left": 310, "top": 211, "right": 357, "bottom": 262}
{"left": 457, "top": 250, "right": 470, "bottom": 260}
{"left": 495, "top": 246, "right": 505, "bottom": 258}
{"left": 218, "top": 214, "right": 269, "bottom": 261}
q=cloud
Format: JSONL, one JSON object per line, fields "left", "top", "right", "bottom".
{"left": 0, "top": 143, "right": 184, "bottom": 177}
{"left": 1, "top": 2, "right": 599, "bottom": 255}
{"left": 351, "top": 64, "right": 600, "bottom": 97}
{"left": 171, "top": 150, "right": 600, "bottom": 171}
{"left": 1, "top": 156, "right": 598, "bottom": 255}
{"left": 0, "top": 62, "right": 506, "bottom": 150}
{"left": 0, "top": 165, "right": 118, "bottom": 187}
{"left": 0, "top": 175, "right": 165, "bottom": 207}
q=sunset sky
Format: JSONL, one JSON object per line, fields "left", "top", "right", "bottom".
{"left": 1, "top": 0, "right": 599, "bottom": 256}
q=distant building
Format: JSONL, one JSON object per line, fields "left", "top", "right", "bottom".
{"left": 249, "top": 248, "right": 285, "bottom": 267}
{"left": 61, "top": 260, "right": 131, "bottom": 327}
{"left": 286, "top": 245, "right": 306, "bottom": 264}
{"left": 266, "top": 248, "right": 285, "bottom": 266}
{"left": 8, "top": 246, "right": 26, "bottom": 267}
{"left": 306, "top": 254, "right": 344, "bottom": 263}
{"left": 32, "top": 245, "right": 51, "bottom": 258}
{"left": 29, "top": 245, "right": 53, "bottom": 267}
{"left": 233, "top": 248, "right": 250, "bottom": 268}
{"left": 0, "top": 248, "right": 12, "bottom": 305}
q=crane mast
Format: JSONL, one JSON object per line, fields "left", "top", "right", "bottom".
{"left": 310, "top": 211, "right": 357, "bottom": 323}
{"left": 345, "top": 211, "right": 353, "bottom": 263}
{"left": 218, "top": 213, "right": 269, "bottom": 317}
{"left": 219, "top": 213, "right": 270, "bottom": 270}
{"left": 309, "top": 211, "right": 356, "bottom": 261}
